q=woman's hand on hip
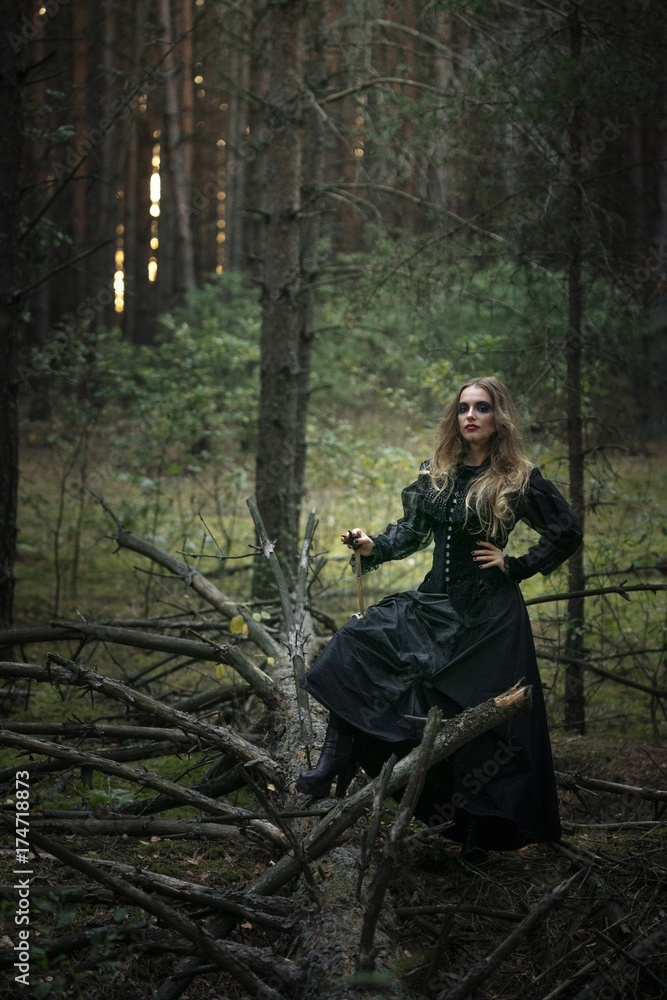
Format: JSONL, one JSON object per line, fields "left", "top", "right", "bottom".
{"left": 342, "top": 528, "right": 374, "bottom": 557}
{"left": 472, "top": 540, "right": 505, "bottom": 570}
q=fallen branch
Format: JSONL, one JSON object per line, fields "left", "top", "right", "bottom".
{"left": 5, "top": 815, "right": 249, "bottom": 841}
{"left": 395, "top": 904, "right": 525, "bottom": 922}
{"left": 89, "top": 488, "right": 285, "bottom": 663}
{"left": 555, "top": 770, "right": 667, "bottom": 803}
{"left": 0, "top": 730, "right": 286, "bottom": 848}
{"left": 438, "top": 872, "right": 582, "bottom": 1000}
{"left": 2, "top": 820, "right": 300, "bottom": 1000}
{"left": 0, "top": 874, "right": 295, "bottom": 932}
{"left": 0, "top": 657, "right": 284, "bottom": 788}
{"left": 538, "top": 648, "right": 667, "bottom": 700}
{"left": 358, "top": 707, "right": 442, "bottom": 974}
{"left": 525, "top": 582, "right": 667, "bottom": 606}
{"left": 39, "top": 619, "right": 276, "bottom": 704}
{"left": 0, "top": 722, "right": 197, "bottom": 742}
{"left": 88, "top": 860, "right": 298, "bottom": 920}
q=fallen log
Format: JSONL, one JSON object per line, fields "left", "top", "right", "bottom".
{"left": 273, "top": 682, "right": 534, "bottom": 893}
{"left": 156, "top": 682, "right": 534, "bottom": 1000}
{"left": 7, "top": 815, "right": 249, "bottom": 841}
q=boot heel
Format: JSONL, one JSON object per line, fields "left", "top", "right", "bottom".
{"left": 295, "top": 772, "right": 333, "bottom": 797}
{"left": 335, "top": 760, "right": 357, "bottom": 798}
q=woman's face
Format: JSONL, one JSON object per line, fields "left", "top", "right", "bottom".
{"left": 457, "top": 384, "right": 497, "bottom": 454}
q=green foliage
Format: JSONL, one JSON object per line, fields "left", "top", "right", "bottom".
{"left": 104, "top": 272, "right": 261, "bottom": 468}
{"left": 311, "top": 241, "right": 646, "bottom": 447}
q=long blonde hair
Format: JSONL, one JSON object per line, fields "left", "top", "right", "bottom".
{"left": 430, "top": 376, "right": 533, "bottom": 540}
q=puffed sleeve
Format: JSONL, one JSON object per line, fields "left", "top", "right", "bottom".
{"left": 356, "top": 462, "right": 434, "bottom": 573}
{"left": 504, "top": 467, "right": 583, "bottom": 582}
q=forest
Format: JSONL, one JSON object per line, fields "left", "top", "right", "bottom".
{"left": 0, "top": 0, "right": 666, "bottom": 998}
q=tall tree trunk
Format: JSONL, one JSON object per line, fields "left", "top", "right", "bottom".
{"left": 98, "top": 0, "right": 118, "bottom": 328}
{"left": 294, "top": 2, "right": 327, "bottom": 518}
{"left": 223, "top": 0, "right": 250, "bottom": 272}
{"left": 254, "top": 0, "right": 305, "bottom": 594}
{"left": 0, "top": 0, "right": 25, "bottom": 647}
{"left": 157, "top": 0, "right": 196, "bottom": 293}
{"left": 564, "top": 6, "right": 586, "bottom": 734}
{"left": 243, "top": 1, "right": 271, "bottom": 279}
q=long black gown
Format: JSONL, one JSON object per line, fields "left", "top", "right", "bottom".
{"left": 302, "top": 460, "right": 583, "bottom": 852}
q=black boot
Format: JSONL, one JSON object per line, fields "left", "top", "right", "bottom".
{"left": 460, "top": 815, "right": 490, "bottom": 868}
{"left": 296, "top": 714, "right": 356, "bottom": 798}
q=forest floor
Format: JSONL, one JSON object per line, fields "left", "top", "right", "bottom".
{"left": 2, "top": 438, "right": 666, "bottom": 999}
{"left": 1, "top": 679, "right": 666, "bottom": 1000}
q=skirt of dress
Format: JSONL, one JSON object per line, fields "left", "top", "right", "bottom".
{"left": 302, "top": 584, "right": 561, "bottom": 851}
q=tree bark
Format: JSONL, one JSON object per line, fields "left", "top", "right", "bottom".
{"left": 294, "top": 2, "right": 327, "bottom": 528}
{"left": 156, "top": 0, "right": 196, "bottom": 292}
{"left": 253, "top": 0, "right": 306, "bottom": 595}
{"left": 564, "top": 5, "right": 586, "bottom": 734}
{"left": 0, "top": 0, "right": 25, "bottom": 649}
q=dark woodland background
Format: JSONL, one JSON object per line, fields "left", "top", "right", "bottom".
{"left": 1, "top": 2, "right": 667, "bottom": 998}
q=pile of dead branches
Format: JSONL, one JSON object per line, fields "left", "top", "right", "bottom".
{"left": 1, "top": 497, "right": 666, "bottom": 999}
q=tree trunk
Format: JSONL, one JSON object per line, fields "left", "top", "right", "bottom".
{"left": 564, "top": 5, "right": 586, "bottom": 734}
{"left": 294, "top": 2, "right": 327, "bottom": 521}
{"left": 157, "top": 0, "right": 196, "bottom": 293}
{"left": 0, "top": 0, "right": 25, "bottom": 649}
{"left": 222, "top": 0, "right": 250, "bottom": 273}
{"left": 253, "top": 0, "right": 306, "bottom": 594}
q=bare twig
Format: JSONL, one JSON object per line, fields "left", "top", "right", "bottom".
{"left": 525, "top": 582, "right": 667, "bottom": 606}
{"left": 356, "top": 754, "right": 396, "bottom": 900}
{"left": 437, "top": 872, "right": 582, "bottom": 1000}
{"left": 357, "top": 708, "right": 442, "bottom": 973}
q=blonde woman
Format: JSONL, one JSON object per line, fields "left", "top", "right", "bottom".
{"left": 297, "top": 377, "right": 582, "bottom": 866}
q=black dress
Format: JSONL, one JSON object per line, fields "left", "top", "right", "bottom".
{"left": 302, "top": 460, "right": 583, "bottom": 851}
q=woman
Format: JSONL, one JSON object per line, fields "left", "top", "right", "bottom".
{"left": 297, "top": 376, "right": 582, "bottom": 864}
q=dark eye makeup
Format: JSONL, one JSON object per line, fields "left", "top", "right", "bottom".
{"left": 458, "top": 401, "right": 493, "bottom": 414}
